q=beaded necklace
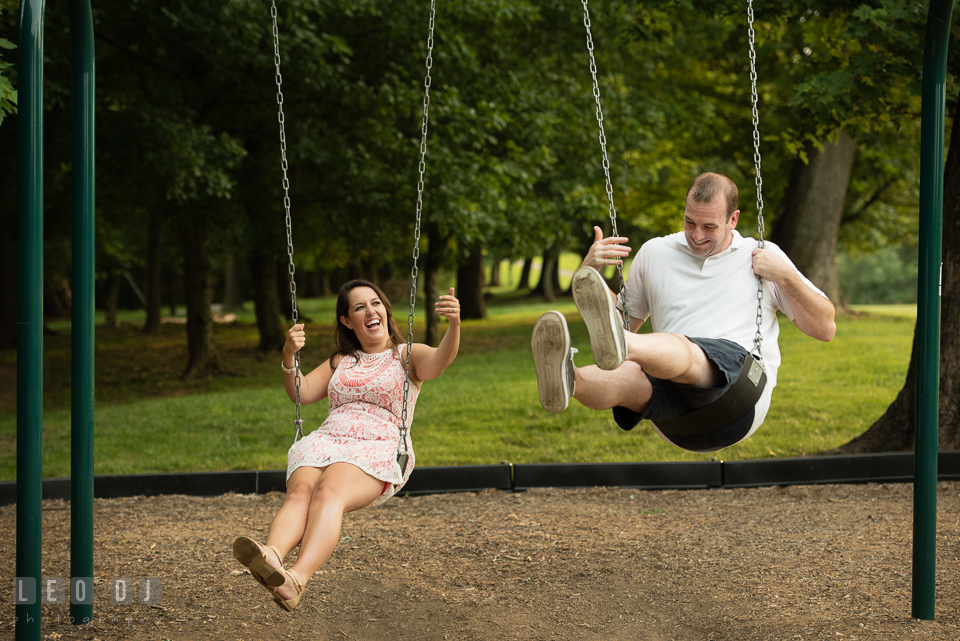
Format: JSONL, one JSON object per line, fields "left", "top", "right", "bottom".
{"left": 357, "top": 348, "right": 394, "bottom": 369}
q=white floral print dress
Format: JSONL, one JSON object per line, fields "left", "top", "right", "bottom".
{"left": 286, "top": 347, "right": 418, "bottom": 507}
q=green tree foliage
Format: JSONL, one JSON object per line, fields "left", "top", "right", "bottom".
{"left": 0, "top": 0, "right": 939, "bottom": 333}
{"left": 591, "top": 2, "right": 934, "bottom": 306}
{"left": 0, "top": 2, "right": 13, "bottom": 128}
{"left": 0, "top": 31, "right": 14, "bottom": 127}
{"left": 837, "top": 244, "right": 918, "bottom": 304}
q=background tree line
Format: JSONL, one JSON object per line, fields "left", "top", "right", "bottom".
{"left": 1, "top": 0, "right": 957, "bottom": 449}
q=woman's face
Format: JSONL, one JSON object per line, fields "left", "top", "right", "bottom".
{"left": 341, "top": 286, "right": 388, "bottom": 346}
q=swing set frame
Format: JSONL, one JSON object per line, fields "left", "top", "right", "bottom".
{"left": 12, "top": 3, "right": 953, "bottom": 640}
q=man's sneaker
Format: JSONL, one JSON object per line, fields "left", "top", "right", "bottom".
{"left": 531, "top": 311, "right": 578, "bottom": 413}
{"left": 571, "top": 266, "right": 627, "bottom": 371}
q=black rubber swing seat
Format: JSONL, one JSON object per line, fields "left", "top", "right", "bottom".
{"left": 653, "top": 355, "right": 767, "bottom": 437}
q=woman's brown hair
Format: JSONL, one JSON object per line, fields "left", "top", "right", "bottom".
{"left": 330, "top": 280, "right": 405, "bottom": 367}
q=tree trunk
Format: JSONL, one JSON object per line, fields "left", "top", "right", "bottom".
{"left": 250, "top": 251, "right": 286, "bottom": 352}
{"left": 306, "top": 271, "right": 321, "bottom": 298}
{"left": 457, "top": 242, "right": 487, "bottom": 320}
{"left": 830, "top": 102, "right": 960, "bottom": 453}
{"left": 553, "top": 253, "right": 563, "bottom": 296}
{"left": 770, "top": 131, "right": 857, "bottom": 307}
{"left": 350, "top": 260, "right": 366, "bottom": 282}
{"left": 531, "top": 252, "right": 546, "bottom": 295}
{"left": 542, "top": 251, "right": 557, "bottom": 303}
{"left": 941, "top": 111, "right": 960, "bottom": 450}
{"left": 143, "top": 208, "right": 163, "bottom": 335}
{"left": 489, "top": 258, "right": 501, "bottom": 287}
{"left": 517, "top": 258, "right": 533, "bottom": 292}
{"left": 104, "top": 272, "right": 121, "bottom": 327}
{"left": 222, "top": 255, "right": 244, "bottom": 311}
{"left": 164, "top": 266, "right": 177, "bottom": 317}
{"left": 320, "top": 270, "right": 332, "bottom": 297}
{"left": 45, "top": 273, "right": 71, "bottom": 320}
{"left": 533, "top": 246, "right": 560, "bottom": 302}
{"left": 180, "top": 210, "right": 220, "bottom": 377}
{"left": 424, "top": 223, "right": 445, "bottom": 346}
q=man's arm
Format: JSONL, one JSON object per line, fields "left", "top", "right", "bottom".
{"left": 581, "top": 226, "right": 631, "bottom": 272}
{"left": 752, "top": 248, "right": 836, "bottom": 342}
{"left": 581, "top": 224, "right": 646, "bottom": 331}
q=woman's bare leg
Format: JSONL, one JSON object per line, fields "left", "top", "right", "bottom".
{"left": 271, "top": 463, "right": 384, "bottom": 599}
{"left": 261, "top": 466, "right": 324, "bottom": 567}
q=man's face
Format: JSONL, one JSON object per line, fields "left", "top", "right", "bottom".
{"left": 683, "top": 194, "right": 739, "bottom": 258}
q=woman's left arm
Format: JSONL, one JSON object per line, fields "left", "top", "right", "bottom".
{"left": 410, "top": 288, "right": 461, "bottom": 383}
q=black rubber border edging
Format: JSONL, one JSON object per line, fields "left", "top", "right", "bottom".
{"left": 1, "top": 453, "right": 958, "bottom": 506}
{"left": 512, "top": 461, "right": 722, "bottom": 491}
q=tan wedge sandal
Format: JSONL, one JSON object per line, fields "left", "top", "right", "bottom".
{"left": 268, "top": 567, "right": 305, "bottom": 612}
{"left": 233, "top": 536, "right": 285, "bottom": 588}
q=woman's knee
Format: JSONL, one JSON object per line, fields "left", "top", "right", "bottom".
{"left": 311, "top": 481, "right": 347, "bottom": 509}
{"left": 310, "top": 465, "right": 385, "bottom": 512}
{"left": 285, "top": 481, "right": 316, "bottom": 505}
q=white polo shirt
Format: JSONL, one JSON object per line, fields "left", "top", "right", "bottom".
{"left": 623, "top": 230, "right": 827, "bottom": 443}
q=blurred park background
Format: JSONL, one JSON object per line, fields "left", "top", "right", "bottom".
{"left": 1, "top": 0, "right": 958, "bottom": 480}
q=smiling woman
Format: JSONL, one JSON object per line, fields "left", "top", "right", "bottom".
{"left": 234, "top": 279, "right": 461, "bottom": 612}
{"left": 245, "top": 0, "right": 446, "bottom": 613}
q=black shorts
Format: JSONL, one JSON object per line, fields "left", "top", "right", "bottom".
{"left": 612, "top": 337, "right": 755, "bottom": 452}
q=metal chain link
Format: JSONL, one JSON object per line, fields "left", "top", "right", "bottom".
{"left": 398, "top": 0, "right": 437, "bottom": 471}
{"left": 581, "top": 0, "right": 628, "bottom": 328}
{"left": 271, "top": 1, "right": 304, "bottom": 441}
{"left": 747, "top": 0, "right": 766, "bottom": 361}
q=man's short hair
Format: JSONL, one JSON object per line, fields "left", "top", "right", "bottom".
{"left": 686, "top": 173, "right": 738, "bottom": 220}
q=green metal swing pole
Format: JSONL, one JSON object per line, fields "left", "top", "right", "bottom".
{"left": 69, "top": 0, "right": 96, "bottom": 626}
{"left": 913, "top": 0, "right": 954, "bottom": 622}
{"left": 16, "top": 0, "right": 46, "bottom": 639}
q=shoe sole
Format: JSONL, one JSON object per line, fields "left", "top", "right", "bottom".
{"left": 234, "top": 537, "right": 285, "bottom": 588}
{"left": 572, "top": 268, "right": 625, "bottom": 371}
{"left": 531, "top": 311, "right": 572, "bottom": 413}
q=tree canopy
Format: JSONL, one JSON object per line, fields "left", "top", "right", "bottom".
{"left": 0, "top": 0, "right": 943, "bottom": 349}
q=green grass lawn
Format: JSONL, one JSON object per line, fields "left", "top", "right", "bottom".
{"left": 0, "top": 298, "right": 915, "bottom": 481}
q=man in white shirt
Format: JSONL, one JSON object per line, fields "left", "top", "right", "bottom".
{"left": 531, "top": 172, "right": 836, "bottom": 452}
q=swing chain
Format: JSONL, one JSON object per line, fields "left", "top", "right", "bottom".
{"left": 747, "top": 0, "right": 765, "bottom": 361}
{"left": 581, "top": 0, "right": 628, "bottom": 329}
{"left": 271, "top": 1, "right": 303, "bottom": 441}
{"left": 399, "top": 0, "right": 437, "bottom": 472}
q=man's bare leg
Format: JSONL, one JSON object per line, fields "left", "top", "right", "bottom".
{"left": 623, "top": 332, "right": 723, "bottom": 387}
{"left": 572, "top": 360, "right": 650, "bottom": 412}
{"left": 571, "top": 266, "right": 723, "bottom": 389}
{"left": 532, "top": 304, "right": 723, "bottom": 415}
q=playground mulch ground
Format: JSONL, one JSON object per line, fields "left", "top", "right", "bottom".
{"left": 2, "top": 481, "right": 959, "bottom": 641}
